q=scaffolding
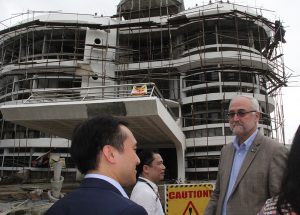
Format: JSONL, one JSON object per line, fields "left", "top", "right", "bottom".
{"left": 0, "top": 0, "right": 288, "bottom": 182}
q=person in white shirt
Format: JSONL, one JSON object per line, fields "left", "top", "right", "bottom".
{"left": 130, "top": 150, "right": 166, "bottom": 215}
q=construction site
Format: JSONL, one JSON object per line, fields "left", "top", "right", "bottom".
{"left": 0, "top": 0, "right": 288, "bottom": 185}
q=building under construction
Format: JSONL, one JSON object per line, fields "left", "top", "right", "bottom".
{"left": 0, "top": 0, "right": 287, "bottom": 182}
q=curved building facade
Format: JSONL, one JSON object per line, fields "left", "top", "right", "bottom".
{"left": 0, "top": 1, "right": 287, "bottom": 182}
{"left": 0, "top": 13, "right": 119, "bottom": 180}
{"left": 114, "top": 1, "right": 286, "bottom": 181}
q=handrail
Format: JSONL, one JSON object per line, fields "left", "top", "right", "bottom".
{"left": 23, "top": 82, "right": 177, "bottom": 119}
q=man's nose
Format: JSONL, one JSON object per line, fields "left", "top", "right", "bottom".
{"left": 136, "top": 156, "right": 140, "bottom": 165}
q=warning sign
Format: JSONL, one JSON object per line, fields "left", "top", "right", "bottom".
{"left": 130, "top": 85, "right": 147, "bottom": 95}
{"left": 183, "top": 201, "right": 199, "bottom": 215}
{"left": 165, "top": 183, "right": 214, "bottom": 215}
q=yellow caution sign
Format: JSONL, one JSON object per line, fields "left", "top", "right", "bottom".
{"left": 165, "top": 183, "right": 214, "bottom": 215}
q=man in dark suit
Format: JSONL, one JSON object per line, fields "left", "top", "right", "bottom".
{"left": 204, "top": 95, "right": 288, "bottom": 215}
{"left": 46, "top": 116, "right": 147, "bottom": 215}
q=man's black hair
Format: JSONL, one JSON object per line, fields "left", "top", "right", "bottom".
{"left": 136, "top": 149, "right": 158, "bottom": 177}
{"left": 277, "top": 125, "right": 300, "bottom": 214}
{"left": 70, "top": 116, "right": 128, "bottom": 174}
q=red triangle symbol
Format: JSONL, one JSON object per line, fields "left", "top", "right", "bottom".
{"left": 182, "top": 201, "right": 199, "bottom": 215}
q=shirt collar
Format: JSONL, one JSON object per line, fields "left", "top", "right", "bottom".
{"left": 233, "top": 129, "right": 258, "bottom": 151}
{"left": 139, "top": 176, "right": 158, "bottom": 190}
{"left": 84, "top": 173, "right": 129, "bottom": 198}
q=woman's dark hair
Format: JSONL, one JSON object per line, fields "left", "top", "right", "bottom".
{"left": 136, "top": 149, "right": 158, "bottom": 177}
{"left": 277, "top": 125, "right": 300, "bottom": 214}
{"left": 70, "top": 116, "right": 128, "bottom": 174}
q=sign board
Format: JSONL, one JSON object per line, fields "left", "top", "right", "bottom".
{"left": 165, "top": 183, "right": 214, "bottom": 215}
{"left": 131, "top": 85, "right": 147, "bottom": 95}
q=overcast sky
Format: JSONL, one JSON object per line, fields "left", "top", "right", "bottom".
{"left": 0, "top": 0, "right": 299, "bottom": 143}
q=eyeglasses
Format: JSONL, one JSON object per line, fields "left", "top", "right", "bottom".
{"left": 227, "top": 110, "right": 257, "bottom": 119}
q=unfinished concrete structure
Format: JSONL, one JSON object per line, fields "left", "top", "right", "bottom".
{"left": 0, "top": 0, "right": 287, "bottom": 182}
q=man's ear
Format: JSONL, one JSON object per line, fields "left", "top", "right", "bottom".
{"left": 255, "top": 112, "right": 260, "bottom": 120}
{"left": 143, "top": 164, "right": 150, "bottom": 174}
{"left": 102, "top": 145, "right": 117, "bottom": 164}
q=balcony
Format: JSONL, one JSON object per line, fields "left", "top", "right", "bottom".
{"left": 0, "top": 83, "right": 186, "bottom": 180}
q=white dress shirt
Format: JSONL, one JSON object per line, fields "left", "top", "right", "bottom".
{"left": 130, "top": 177, "right": 165, "bottom": 215}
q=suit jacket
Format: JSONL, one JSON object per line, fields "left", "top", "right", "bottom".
{"left": 45, "top": 178, "right": 148, "bottom": 215}
{"left": 204, "top": 132, "right": 288, "bottom": 215}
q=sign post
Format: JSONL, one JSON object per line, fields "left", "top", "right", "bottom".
{"left": 165, "top": 183, "right": 214, "bottom": 215}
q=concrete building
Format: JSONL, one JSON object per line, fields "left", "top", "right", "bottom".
{"left": 0, "top": 0, "right": 287, "bottom": 182}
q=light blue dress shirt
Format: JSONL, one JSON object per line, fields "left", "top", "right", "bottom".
{"left": 85, "top": 173, "right": 129, "bottom": 198}
{"left": 221, "top": 130, "right": 258, "bottom": 215}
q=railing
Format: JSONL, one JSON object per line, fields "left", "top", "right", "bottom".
{"left": 23, "top": 82, "right": 177, "bottom": 119}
